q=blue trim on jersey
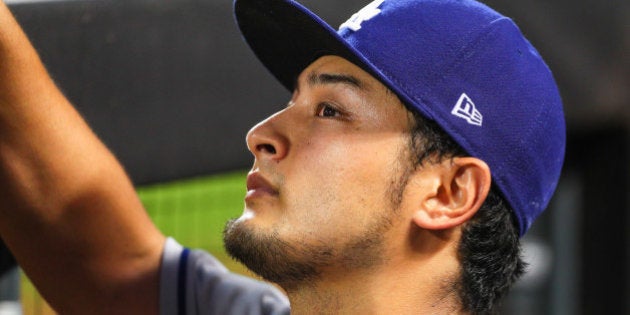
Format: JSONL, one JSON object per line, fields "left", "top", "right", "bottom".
{"left": 178, "top": 248, "right": 190, "bottom": 315}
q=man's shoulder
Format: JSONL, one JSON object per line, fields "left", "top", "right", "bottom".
{"left": 160, "top": 238, "right": 290, "bottom": 315}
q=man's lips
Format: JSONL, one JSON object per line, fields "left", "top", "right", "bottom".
{"left": 245, "top": 172, "right": 279, "bottom": 199}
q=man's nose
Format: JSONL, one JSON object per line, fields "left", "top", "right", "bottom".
{"left": 246, "top": 111, "right": 289, "bottom": 162}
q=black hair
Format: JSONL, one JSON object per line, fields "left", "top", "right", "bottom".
{"left": 408, "top": 110, "right": 525, "bottom": 314}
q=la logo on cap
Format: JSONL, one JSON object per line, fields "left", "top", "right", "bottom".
{"left": 339, "top": 0, "right": 385, "bottom": 31}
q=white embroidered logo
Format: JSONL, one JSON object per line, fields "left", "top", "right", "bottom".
{"left": 339, "top": 0, "right": 385, "bottom": 32}
{"left": 451, "top": 93, "right": 483, "bottom": 126}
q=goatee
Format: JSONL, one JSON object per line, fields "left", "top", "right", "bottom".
{"left": 223, "top": 219, "right": 324, "bottom": 290}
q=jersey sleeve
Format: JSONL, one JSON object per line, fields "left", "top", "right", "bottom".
{"left": 160, "top": 237, "right": 290, "bottom": 315}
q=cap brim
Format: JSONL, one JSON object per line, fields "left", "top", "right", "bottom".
{"left": 234, "top": 0, "right": 369, "bottom": 91}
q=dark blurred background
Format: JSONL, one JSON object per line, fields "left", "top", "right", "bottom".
{"left": 2, "top": 0, "right": 629, "bottom": 313}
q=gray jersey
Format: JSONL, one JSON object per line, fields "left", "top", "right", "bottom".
{"left": 160, "top": 238, "right": 291, "bottom": 315}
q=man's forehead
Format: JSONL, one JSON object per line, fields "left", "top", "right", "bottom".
{"left": 294, "top": 55, "right": 411, "bottom": 119}
{"left": 295, "top": 55, "right": 381, "bottom": 92}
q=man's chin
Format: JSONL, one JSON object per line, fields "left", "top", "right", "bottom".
{"left": 222, "top": 218, "right": 322, "bottom": 290}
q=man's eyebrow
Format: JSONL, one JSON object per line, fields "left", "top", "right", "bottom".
{"left": 307, "top": 72, "right": 366, "bottom": 90}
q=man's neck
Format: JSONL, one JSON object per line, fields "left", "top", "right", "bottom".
{"left": 284, "top": 242, "right": 464, "bottom": 314}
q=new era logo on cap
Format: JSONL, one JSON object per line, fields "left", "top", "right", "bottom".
{"left": 339, "top": 0, "right": 385, "bottom": 31}
{"left": 451, "top": 93, "right": 483, "bottom": 126}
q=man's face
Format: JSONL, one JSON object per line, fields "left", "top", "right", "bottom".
{"left": 224, "top": 55, "right": 416, "bottom": 288}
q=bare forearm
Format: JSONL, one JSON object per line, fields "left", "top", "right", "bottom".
{"left": 0, "top": 2, "right": 164, "bottom": 313}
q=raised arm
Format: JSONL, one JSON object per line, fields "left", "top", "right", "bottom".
{"left": 0, "top": 3, "right": 165, "bottom": 314}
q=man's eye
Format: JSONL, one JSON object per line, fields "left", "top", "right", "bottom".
{"left": 317, "top": 103, "right": 340, "bottom": 117}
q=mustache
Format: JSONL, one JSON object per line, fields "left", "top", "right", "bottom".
{"left": 249, "top": 162, "right": 285, "bottom": 193}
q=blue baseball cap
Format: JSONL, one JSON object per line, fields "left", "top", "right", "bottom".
{"left": 234, "top": 0, "right": 566, "bottom": 236}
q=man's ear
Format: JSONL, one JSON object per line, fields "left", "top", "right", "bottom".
{"left": 412, "top": 157, "right": 491, "bottom": 230}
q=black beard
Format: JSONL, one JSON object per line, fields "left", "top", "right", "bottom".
{"left": 223, "top": 219, "right": 327, "bottom": 290}
{"left": 222, "top": 216, "right": 390, "bottom": 291}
